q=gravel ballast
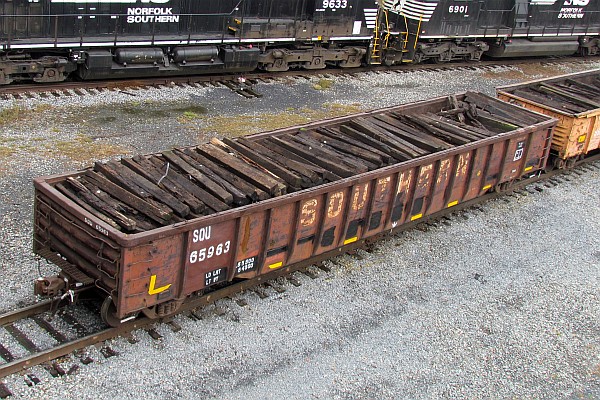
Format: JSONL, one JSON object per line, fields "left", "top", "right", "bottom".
{"left": 0, "top": 61, "right": 598, "bottom": 399}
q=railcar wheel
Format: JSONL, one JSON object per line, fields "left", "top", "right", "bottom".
{"left": 101, "top": 296, "right": 121, "bottom": 327}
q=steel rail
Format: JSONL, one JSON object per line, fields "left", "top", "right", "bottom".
{"left": 0, "top": 56, "right": 592, "bottom": 97}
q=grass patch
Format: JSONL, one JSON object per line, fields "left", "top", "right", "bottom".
{"left": 47, "top": 134, "right": 126, "bottom": 162}
{"left": 0, "top": 106, "right": 27, "bottom": 125}
{"left": 201, "top": 103, "right": 363, "bottom": 138}
{"left": 313, "top": 78, "right": 334, "bottom": 90}
{"left": 0, "top": 104, "right": 55, "bottom": 126}
{"left": 0, "top": 146, "right": 15, "bottom": 158}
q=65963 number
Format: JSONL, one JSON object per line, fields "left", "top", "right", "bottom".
{"left": 189, "top": 241, "right": 231, "bottom": 264}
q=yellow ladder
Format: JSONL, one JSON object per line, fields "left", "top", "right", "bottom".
{"left": 370, "top": 9, "right": 390, "bottom": 64}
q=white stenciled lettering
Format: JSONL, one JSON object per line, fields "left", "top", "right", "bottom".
{"left": 558, "top": 7, "right": 585, "bottom": 18}
{"left": 564, "top": 0, "right": 589, "bottom": 6}
{"left": 189, "top": 241, "right": 231, "bottom": 264}
{"left": 192, "top": 226, "right": 211, "bottom": 243}
{"left": 127, "top": 7, "right": 173, "bottom": 15}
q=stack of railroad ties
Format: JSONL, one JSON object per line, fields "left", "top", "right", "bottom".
{"left": 497, "top": 69, "right": 600, "bottom": 169}
{"left": 34, "top": 90, "right": 559, "bottom": 324}
{"left": 50, "top": 92, "right": 548, "bottom": 233}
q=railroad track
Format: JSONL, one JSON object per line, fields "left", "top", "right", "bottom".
{"left": 0, "top": 56, "right": 595, "bottom": 101}
{"left": 0, "top": 153, "right": 597, "bottom": 395}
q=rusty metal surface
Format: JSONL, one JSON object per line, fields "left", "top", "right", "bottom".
{"left": 33, "top": 93, "right": 557, "bottom": 318}
{"left": 497, "top": 68, "right": 600, "bottom": 161}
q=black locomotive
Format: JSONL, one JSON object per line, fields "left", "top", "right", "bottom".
{"left": 0, "top": 0, "right": 599, "bottom": 84}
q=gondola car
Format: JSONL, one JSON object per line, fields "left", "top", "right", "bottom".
{"left": 1, "top": 1, "right": 599, "bottom": 84}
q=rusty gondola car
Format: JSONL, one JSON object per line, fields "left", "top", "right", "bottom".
{"left": 497, "top": 69, "right": 600, "bottom": 169}
{"left": 33, "top": 93, "right": 556, "bottom": 326}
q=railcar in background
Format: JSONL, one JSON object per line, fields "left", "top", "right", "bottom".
{"left": 1, "top": 0, "right": 599, "bottom": 84}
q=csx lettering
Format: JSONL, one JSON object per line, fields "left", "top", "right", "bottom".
{"left": 192, "top": 226, "right": 211, "bottom": 243}
{"left": 327, "top": 192, "right": 344, "bottom": 218}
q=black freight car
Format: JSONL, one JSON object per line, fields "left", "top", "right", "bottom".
{"left": 378, "top": 0, "right": 600, "bottom": 65}
{"left": 0, "top": 0, "right": 375, "bottom": 84}
{"left": 1, "top": 1, "right": 600, "bottom": 84}
{"left": 33, "top": 93, "right": 556, "bottom": 326}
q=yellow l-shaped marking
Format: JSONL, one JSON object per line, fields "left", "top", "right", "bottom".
{"left": 148, "top": 275, "right": 172, "bottom": 295}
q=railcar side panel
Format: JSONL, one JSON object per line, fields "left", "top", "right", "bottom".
{"left": 497, "top": 69, "right": 600, "bottom": 162}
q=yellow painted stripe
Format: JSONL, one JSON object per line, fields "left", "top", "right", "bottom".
{"left": 411, "top": 213, "right": 423, "bottom": 221}
{"left": 578, "top": 135, "right": 586, "bottom": 143}
{"left": 268, "top": 262, "right": 283, "bottom": 269}
{"left": 344, "top": 237, "right": 358, "bottom": 245}
{"left": 447, "top": 200, "right": 458, "bottom": 208}
{"left": 524, "top": 166, "right": 533, "bottom": 172}
{"left": 482, "top": 184, "right": 492, "bottom": 191}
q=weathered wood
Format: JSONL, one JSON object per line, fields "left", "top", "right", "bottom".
{"left": 299, "top": 130, "right": 385, "bottom": 167}
{"left": 182, "top": 148, "right": 269, "bottom": 201}
{"left": 539, "top": 82, "right": 600, "bottom": 109}
{"left": 79, "top": 178, "right": 157, "bottom": 232}
{"left": 94, "top": 162, "right": 150, "bottom": 199}
{"left": 422, "top": 113, "right": 491, "bottom": 140}
{"left": 84, "top": 170, "right": 173, "bottom": 224}
{"left": 564, "top": 79, "right": 600, "bottom": 99}
{"left": 148, "top": 156, "right": 230, "bottom": 213}
{"left": 211, "top": 138, "right": 289, "bottom": 188}
{"left": 123, "top": 156, "right": 206, "bottom": 214}
{"left": 55, "top": 182, "right": 121, "bottom": 230}
{"left": 403, "top": 115, "right": 470, "bottom": 146}
{"left": 316, "top": 127, "right": 397, "bottom": 164}
{"left": 237, "top": 137, "right": 320, "bottom": 186}
{"left": 221, "top": 137, "right": 305, "bottom": 189}
{"left": 198, "top": 143, "right": 287, "bottom": 197}
{"left": 474, "top": 111, "right": 521, "bottom": 134}
{"left": 371, "top": 114, "right": 452, "bottom": 151}
{"left": 449, "top": 95, "right": 466, "bottom": 123}
{"left": 98, "top": 160, "right": 190, "bottom": 217}
{"left": 257, "top": 137, "right": 343, "bottom": 182}
{"left": 338, "top": 124, "right": 411, "bottom": 162}
{"left": 349, "top": 118, "right": 424, "bottom": 158}
{"left": 161, "top": 150, "right": 234, "bottom": 205}
{"left": 292, "top": 134, "right": 379, "bottom": 171}
{"left": 364, "top": 116, "right": 437, "bottom": 154}
{"left": 524, "top": 87, "right": 586, "bottom": 113}
{"left": 268, "top": 136, "right": 357, "bottom": 178}
{"left": 172, "top": 149, "right": 249, "bottom": 206}
{"left": 464, "top": 92, "right": 540, "bottom": 125}
{"left": 290, "top": 134, "right": 373, "bottom": 171}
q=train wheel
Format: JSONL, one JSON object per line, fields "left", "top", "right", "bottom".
{"left": 494, "top": 181, "right": 511, "bottom": 193}
{"left": 566, "top": 157, "right": 577, "bottom": 169}
{"left": 101, "top": 296, "right": 121, "bottom": 327}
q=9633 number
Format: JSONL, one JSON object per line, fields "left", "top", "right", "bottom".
{"left": 322, "top": 0, "right": 348, "bottom": 9}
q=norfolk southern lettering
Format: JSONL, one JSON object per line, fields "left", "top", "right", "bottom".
{"left": 127, "top": 7, "right": 179, "bottom": 23}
